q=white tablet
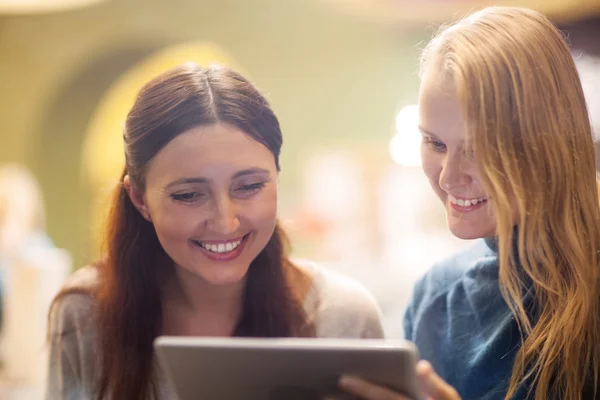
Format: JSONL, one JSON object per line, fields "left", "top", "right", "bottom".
{"left": 154, "top": 336, "right": 422, "bottom": 400}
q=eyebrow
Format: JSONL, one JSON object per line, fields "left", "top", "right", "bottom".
{"left": 232, "top": 168, "right": 271, "bottom": 179}
{"left": 164, "top": 168, "right": 271, "bottom": 189}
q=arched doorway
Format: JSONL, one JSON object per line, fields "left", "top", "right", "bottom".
{"left": 37, "top": 41, "right": 240, "bottom": 267}
{"left": 36, "top": 44, "right": 163, "bottom": 268}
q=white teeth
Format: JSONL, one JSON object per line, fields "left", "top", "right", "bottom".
{"left": 198, "top": 238, "right": 243, "bottom": 253}
{"left": 449, "top": 194, "right": 488, "bottom": 207}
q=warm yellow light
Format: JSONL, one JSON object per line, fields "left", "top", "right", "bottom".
{"left": 0, "top": 0, "right": 108, "bottom": 14}
{"left": 389, "top": 104, "right": 421, "bottom": 167}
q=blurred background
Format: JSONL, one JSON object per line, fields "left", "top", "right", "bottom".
{"left": 0, "top": 0, "right": 599, "bottom": 398}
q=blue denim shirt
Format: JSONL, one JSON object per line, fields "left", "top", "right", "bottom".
{"left": 403, "top": 238, "right": 538, "bottom": 400}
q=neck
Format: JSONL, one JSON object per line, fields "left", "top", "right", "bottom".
{"left": 162, "top": 265, "right": 246, "bottom": 336}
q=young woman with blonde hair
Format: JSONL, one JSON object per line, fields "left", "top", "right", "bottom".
{"left": 340, "top": 6, "right": 600, "bottom": 400}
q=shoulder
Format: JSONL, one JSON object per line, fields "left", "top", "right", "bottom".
{"left": 47, "top": 267, "right": 100, "bottom": 398}
{"left": 62, "top": 265, "right": 99, "bottom": 291}
{"left": 296, "top": 259, "right": 385, "bottom": 339}
{"left": 48, "top": 266, "right": 99, "bottom": 336}
{"left": 406, "top": 239, "right": 497, "bottom": 321}
{"left": 413, "top": 239, "right": 494, "bottom": 299}
{"left": 297, "top": 259, "right": 380, "bottom": 312}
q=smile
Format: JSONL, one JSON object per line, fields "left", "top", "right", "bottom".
{"left": 448, "top": 194, "right": 488, "bottom": 207}
{"left": 191, "top": 234, "right": 249, "bottom": 254}
{"left": 448, "top": 194, "right": 489, "bottom": 212}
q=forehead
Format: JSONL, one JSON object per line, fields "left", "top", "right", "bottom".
{"left": 418, "top": 68, "right": 466, "bottom": 142}
{"left": 145, "top": 123, "right": 276, "bottom": 184}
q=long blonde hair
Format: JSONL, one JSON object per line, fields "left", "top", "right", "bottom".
{"left": 421, "top": 7, "right": 600, "bottom": 400}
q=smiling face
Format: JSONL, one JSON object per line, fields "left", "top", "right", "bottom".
{"left": 418, "top": 68, "right": 497, "bottom": 240}
{"left": 130, "top": 122, "right": 278, "bottom": 286}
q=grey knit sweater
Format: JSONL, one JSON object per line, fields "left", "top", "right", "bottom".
{"left": 45, "top": 261, "right": 385, "bottom": 399}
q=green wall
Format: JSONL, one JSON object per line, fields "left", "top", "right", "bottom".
{"left": 0, "top": 0, "right": 423, "bottom": 268}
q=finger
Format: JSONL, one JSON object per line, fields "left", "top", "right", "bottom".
{"left": 339, "top": 376, "right": 410, "bottom": 400}
{"left": 416, "top": 361, "right": 461, "bottom": 400}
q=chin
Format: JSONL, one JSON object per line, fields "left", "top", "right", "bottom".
{"left": 181, "top": 262, "right": 250, "bottom": 286}
{"left": 447, "top": 223, "right": 487, "bottom": 241}
{"left": 201, "top": 267, "right": 249, "bottom": 286}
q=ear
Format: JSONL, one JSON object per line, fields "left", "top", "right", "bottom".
{"left": 123, "top": 175, "right": 152, "bottom": 222}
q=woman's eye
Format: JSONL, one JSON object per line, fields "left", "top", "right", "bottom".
{"left": 235, "top": 182, "right": 266, "bottom": 195}
{"left": 423, "top": 137, "right": 447, "bottom": 152}
{"left": 171, "top": 192, "right": 203, "bottom": 202}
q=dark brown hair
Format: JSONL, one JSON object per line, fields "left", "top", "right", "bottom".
{"left": 51, "top": 64, "right": 314, "bottom": 400}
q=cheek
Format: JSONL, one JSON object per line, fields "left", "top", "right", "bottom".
{"left": 147, "top": 199, "right": 201, "bottom": 242}
{"left": 244, "top": 187, "right": 278, "bottom": 230}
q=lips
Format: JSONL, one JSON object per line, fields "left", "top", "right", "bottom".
{"left": 448, "top": 194, "right": 488, "bottom": 207}
{"left": 190, "top": 233, "right": 250, "bottom": 261}
{"left": 193, "top": 235, "right": 246, "bottom": 254}
{"left": 447, "top": 193, "right": 489, "bottom": 213}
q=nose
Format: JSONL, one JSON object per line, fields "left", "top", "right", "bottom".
{"left": 439, "top": 152, "right": 472, "bottom": 191}
{"left": 206, "top": 194, "right": 240, "bottom": 236}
